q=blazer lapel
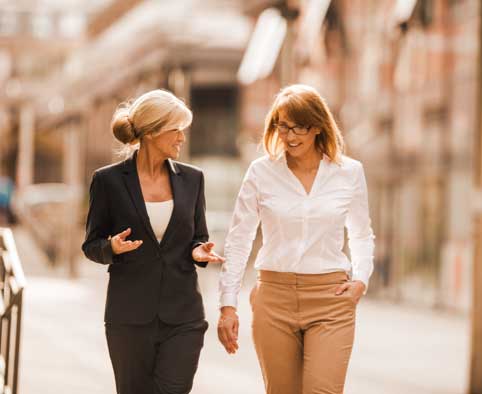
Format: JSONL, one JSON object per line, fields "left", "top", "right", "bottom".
{"left": 121, "top": 151, "right": 158, "bottom": 244}
{"left": 158, "top": 158, "right": 181, "bottom": 248}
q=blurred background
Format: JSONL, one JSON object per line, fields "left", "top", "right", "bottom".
{"left": 0, "top": 0, "right": 480, "bottom": 393}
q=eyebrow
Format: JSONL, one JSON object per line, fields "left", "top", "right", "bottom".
{"left": 278, "top": 121, "right": 300, "bottom": 126}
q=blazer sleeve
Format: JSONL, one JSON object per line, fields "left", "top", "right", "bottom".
{"left": 81, "top": 171, "right": 117, "bottom": 265}
{"left": 191, "top": 171, "right": 209, "bottom": 268}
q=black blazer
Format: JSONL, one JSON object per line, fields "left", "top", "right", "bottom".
{"left": 81, "top": 149, "right": 209, "bottom": 325}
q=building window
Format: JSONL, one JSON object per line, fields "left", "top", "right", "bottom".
{"left": 417, "top": 0, "right": 434, "bottom": 27}
{"left": 31, "top": 13, "right": 53, "bottom": 39}
{"left": 0, "top": 12, "right": 18, "bottom": 36}
{"left": 190, "top": 86, "right": 239, "bottom": 157}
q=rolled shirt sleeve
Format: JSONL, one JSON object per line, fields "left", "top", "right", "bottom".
{"left": 345, "top": 162, "right": 375, "bottom": 293}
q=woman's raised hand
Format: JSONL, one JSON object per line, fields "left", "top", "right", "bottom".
{"left": 110, "top": 228, "right": 143, "bottom": 255}
{"left": 192, "top": 242, "right": 225, "bottom": 263}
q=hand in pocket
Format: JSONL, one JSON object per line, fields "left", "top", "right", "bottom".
{"left": 334, "top": 280, "right": 366, "bottom": 304}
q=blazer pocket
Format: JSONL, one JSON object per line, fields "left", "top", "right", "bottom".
{"left": 107, "top": 257, "right": 153, "bottom": 274}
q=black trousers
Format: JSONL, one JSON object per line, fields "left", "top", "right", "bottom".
{"left": 105, "top": 317, "right": 208, "bottom": 394}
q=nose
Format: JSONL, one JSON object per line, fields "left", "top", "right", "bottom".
{"left": 177, "top": 130, "right": 186, "bottom": 143}
{"left": 285, "top": 130, "right": 297, "bottom": 141}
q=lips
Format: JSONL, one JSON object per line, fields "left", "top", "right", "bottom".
{"left": 288, "top": 143, "right": 301, "bottom": 148}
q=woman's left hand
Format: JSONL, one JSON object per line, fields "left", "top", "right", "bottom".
{"left": 192, "top": 242, "right": 225, "bottom": 263}
{"left": 334, "top": 280, "right": 366, "bottom": 304}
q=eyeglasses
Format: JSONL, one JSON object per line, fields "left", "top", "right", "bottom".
{"left": 274, "top": 123, "right": 311, "bottom": 136}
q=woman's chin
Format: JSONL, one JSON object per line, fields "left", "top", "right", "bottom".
{"left": 285, "top": 147, "right": 304, "bottom": 158}
{"left": 166, "top": 150, "right": 180, "bottom": 160}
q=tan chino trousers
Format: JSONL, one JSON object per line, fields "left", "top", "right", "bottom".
{"left": 250, "top": 270, "right": 357, "bottom": 394}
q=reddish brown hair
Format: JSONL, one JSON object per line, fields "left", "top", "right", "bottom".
{"left": 263, "top": 84, "right": 344, "bottom": 162}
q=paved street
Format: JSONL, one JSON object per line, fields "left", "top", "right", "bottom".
{"left": 14, "top": 226, "right": 469, "bottom": 394}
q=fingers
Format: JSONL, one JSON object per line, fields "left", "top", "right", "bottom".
{"left": 206, "top": 252, "right": 225, "bottom": 263}
{"left": 233, "top": 318, "right": 239, "bottom": 340}
{"left": 192, "top": 244, "right": 213, "bottom": 262}
{"left": 227, "top": 316, "right": 239, "bottom": 351}
{"left": 335, "top": 283, "right": 349, "bottom": 295}
{"left": 225, "top": 322, "right": 238, "bottom": 347}
{"left": 217, "top": 317, "right": 239, "bottom": 354}
{"left": 224, "top": 327, "right": 239, "bottom": 353}
{"left": 202, "top": 242, "right": 215, "bottom": 252}
{"left": 199, "top": 242, "right": 226, "bottom": 263}
{"left": 193, "top": 247, "right": 225, "bottom": 263}
{"left": 353, "top": 280, "right": 366, "bottom": 294}
{"left": 111, "top": 227, "right": 146, "bottom": 254}
{"left": 217, "top": 325, "right": 233, "bottom": 353}
{"left": 118, "top": 227, "right": 131, "bottom": 240}
{"left": 117, "top": 241, "right": 143, "bottom": 254}
{"left": 122, "top": 239, "right": 143, "bottom": 252}
{"left": 218, "top": 326, "right": 234, "bottom": 354}
{"left": 213, "top": 252, "right": 226, "bottom": 262}
{"left": 351, "top": 281, "right": 365, "bottom": 303}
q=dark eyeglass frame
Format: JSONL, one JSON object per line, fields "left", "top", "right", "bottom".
{"left": 274, "top": 123, "right": 312, "bottom": 136}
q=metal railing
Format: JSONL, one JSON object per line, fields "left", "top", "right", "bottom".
{"left": 0, "top": 228, "right": 26, "bottom": 394}
{"left": 12, "top": 183, "right": 82, "bottom": 277}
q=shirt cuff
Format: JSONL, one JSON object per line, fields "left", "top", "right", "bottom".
{"left": 219, "top": 293, "right": 238, "bottom": 309}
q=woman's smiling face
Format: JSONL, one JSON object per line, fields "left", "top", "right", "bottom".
{"left": 276, "top": 110, "right": 321, "bottom": 159}
{"left": 145, "top": 128, "right": 186, "bottom": 160}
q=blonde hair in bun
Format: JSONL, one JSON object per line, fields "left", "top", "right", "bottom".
{"left": 111, "top": 89, "right": 193, "bottom": 152}
{"left": 111, "top": 107, "right": 137, "bottom": 144}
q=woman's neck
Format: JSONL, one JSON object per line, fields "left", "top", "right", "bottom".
{"left": 286, "top": 149, "right": 323, "bottom": 172}
{"left": 136, "top": 146, "right": 168, "bottom": 178}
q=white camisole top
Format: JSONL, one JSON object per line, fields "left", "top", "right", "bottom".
{"left": 145, "top": 200, "right": 174, "bottom": 241}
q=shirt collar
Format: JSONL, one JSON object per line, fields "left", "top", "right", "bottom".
{"left": 275, "top": 150, "right": 329, "bottom": 168}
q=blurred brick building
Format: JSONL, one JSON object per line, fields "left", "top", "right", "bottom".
{"left": 238, "top": 0, "right": 477, "bottom": 311}
{"left": 0, "top": 0, "right": 251, "bottom": 274}
{"left": 0, "top": 0, "right": 477, "bottom": 311}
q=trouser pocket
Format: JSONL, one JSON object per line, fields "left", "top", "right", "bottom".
{"left": 249, "top": 283, "right": 258, "bottom": 311}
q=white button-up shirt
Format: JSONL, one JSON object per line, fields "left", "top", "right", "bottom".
{"left": 219, "top": 153, "right": 375, "bottom": 308}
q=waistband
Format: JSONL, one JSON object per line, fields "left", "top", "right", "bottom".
{"left": 257, "top": 270, "right": 349, "bottom": 285}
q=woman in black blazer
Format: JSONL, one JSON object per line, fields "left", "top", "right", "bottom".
{"left": 82, "top": 89, "right": 224, "bottom": 394}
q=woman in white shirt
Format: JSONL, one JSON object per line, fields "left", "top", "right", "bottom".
{"left": 217, "top": 84, "right": 375, "bottom": 394}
